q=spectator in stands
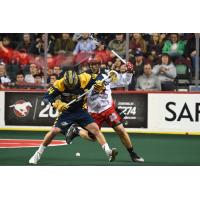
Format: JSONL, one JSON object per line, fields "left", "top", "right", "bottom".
{"left": 129, "top": 33, "right": 147, "bottom": 55}
{"left": 37, "top": 66, "right": 44, "bottom": 75}
{"left": 152, "top": 53, "right": 177, "bottom": 91}
{"left": 47, "top": 67, "right": 53, "bottom": 83}
{"left": 24, "top": 63, "right": 38, "bottom": 83}
{"left": 111, "top": 58, "right": 122, "bottom": 72}
{"left": 128, "top": 50, "right": 146, "bottom": 90}
{"left": 73, "top": 33, "right": 96, "bottom": 55}
{"left": 136, "top": 62, "right": 161, "bottom": 91}
{"left": 184, "top": 33, "right": 200, "bottom": 76}
{"left": 162, "top": 33, "right": 186, "bottom": 60}
{"left": 15, "top": 71, "right": 26, "bottom": 84}
{"left": 0, "top": 39, "right": 33, "bottom": 66}
{"left": 48, "top": 66, "right": 53, "bottom": 74}
{"left": 95, "top": 41, "right": 111, "bottom": 64}
{"left": 33, "top": 73, "right": 43, "bottom": 84}
{"left": 46, "top": 54, "right": 56, "bottom": 68}
{"left": 147, "top": 33, "right": 165, "bottom": 64}
{"left": 111, "top": 64, "right": 129, "bottom": 91}
{"left": 12, "top": 71, "right": 29, "bottom": 88}
{"left": 0, "top": 40, "right": 14, "bottom": 64}
{"left": 6, "top": 63, "right": 20, "bottom": 83}
{"left": 32, "top": 73, "right": 44, "bottom": 89}
{"left": 133, "top": 50, "right": 146, "bottom": 76}
{"left": 16, "top": 33, "right": 36, "bottom": 55}
{"left": 48, "top": 73, "right": 58, "bottom": 87}
{"left": 0, "top": 61, "right": 11, "bottom": 87}
{"left": 92, "top": 33, "right": 115, "bottom": 46}
{"left": 53, "top": 65, "right": 62, "bottom": 78}
{"left": 54, "top": 33, "right": 74, "bottom": 55}
{"left": 72, "top": 33, "right": 82, "bottom": 42}
{"left": 35, "top": 34, "right": 55, "bottom": 56}
{"left": 2, "top": 36, "right": 13, "bottom": 49}
{"left": 108, "top": 33, "right": 126, "bottom": 58}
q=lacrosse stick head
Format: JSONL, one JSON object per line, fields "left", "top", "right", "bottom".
{"left": 107, "top": 70, "right": 119, "bottom": 83}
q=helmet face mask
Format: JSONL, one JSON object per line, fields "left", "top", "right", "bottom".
{"left": 64, "top": 70, "right": 79, "bottom": 90}
{"left": 88, "top": 59, "right": 101, "bottom": 74}
{"left": 90, "top": 63, "right": 100, "bottom": 74}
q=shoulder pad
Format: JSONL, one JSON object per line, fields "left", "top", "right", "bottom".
{"left": 53, "top": 78, "right": 65, "bottom": 92}
{"left": 79, "top": 72, "right": 91, "bottom": 89}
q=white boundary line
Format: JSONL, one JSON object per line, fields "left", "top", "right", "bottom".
{"left": 0, "top": 139, "right": 67, "bottom": 149}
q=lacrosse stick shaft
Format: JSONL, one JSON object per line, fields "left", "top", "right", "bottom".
{"left": 111, "top": 50, "right": 127, "bottom": 64}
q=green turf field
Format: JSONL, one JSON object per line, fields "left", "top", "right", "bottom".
{"left": 0, "top": 130, "right": 200, "bottom": 166}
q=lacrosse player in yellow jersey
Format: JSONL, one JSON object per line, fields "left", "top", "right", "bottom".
{"left": 29, "top": 69, "right": 118, "bottom": 164}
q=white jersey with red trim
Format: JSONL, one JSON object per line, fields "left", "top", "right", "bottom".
{"left": 87, "top": 72, "right": 132, "bottom": 113}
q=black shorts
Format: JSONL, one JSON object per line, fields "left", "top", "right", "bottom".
{"left": 53, "top": 109, "right": 94, "bottom": 133}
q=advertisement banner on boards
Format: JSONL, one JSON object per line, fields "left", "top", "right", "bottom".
{"left": 5, "top": 92, "right": 57, "bottom": 126}
{"left": 5, "top": 92, "right": 148, "bottom": 128}
{"left": 148, "top": 93, "right": 200, "bottom": 131}
{"left": 112, "top": 93, "right": 147, "bottom": 128}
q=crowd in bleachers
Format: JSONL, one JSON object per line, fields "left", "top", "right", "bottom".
{"left": 0, "top": 33, "right": 199, "bottom": 91}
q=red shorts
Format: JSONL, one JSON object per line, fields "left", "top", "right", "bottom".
{"left": 90, "top": 104, "right": 122, "bottom": 129}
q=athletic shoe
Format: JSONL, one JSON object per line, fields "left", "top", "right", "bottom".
{"left": 130, "top": 151, "right": 144, "bottom": 163}
{"left": 65, "top": 124, "right": 79, "bottom": 144}
{"left": 29, "top": 151, "right": 42, "bottom": 164}
{"left": 109, "top": 148, "right": 118, "bottom": 162}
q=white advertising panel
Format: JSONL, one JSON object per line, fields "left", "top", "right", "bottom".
{"left": 149, "top": 93, "right": 200, "bottom": 132}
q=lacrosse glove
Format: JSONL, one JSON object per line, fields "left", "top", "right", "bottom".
{"left": 52, "top": 99, "right": 69, "bottom": 112}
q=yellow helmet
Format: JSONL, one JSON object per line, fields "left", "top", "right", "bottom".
{"left": 64, "top": 70, "right": 79, "bottom": 89}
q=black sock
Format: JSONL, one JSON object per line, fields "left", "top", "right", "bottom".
{"left": 127, "top": 147, "right": 134, "bottom": 154}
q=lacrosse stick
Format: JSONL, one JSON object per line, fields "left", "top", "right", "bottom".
{"left": 111, "top": 50, "right": 127, "bottom": 64}
{"left": 111, "top": 50, "right": 134, "bottom": 72}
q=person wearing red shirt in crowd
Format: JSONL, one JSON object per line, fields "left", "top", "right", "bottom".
{"left": 129, "top": 33, "right": 147, "bottom": 55}
{"left": 0, "top": 40, "right": 15, "bottom": 64}
{"left": 0, "top": 41, "right": 33, "bottom": 65}
{"left": 95, "top": 41, "right": 111, "bottom": 64}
